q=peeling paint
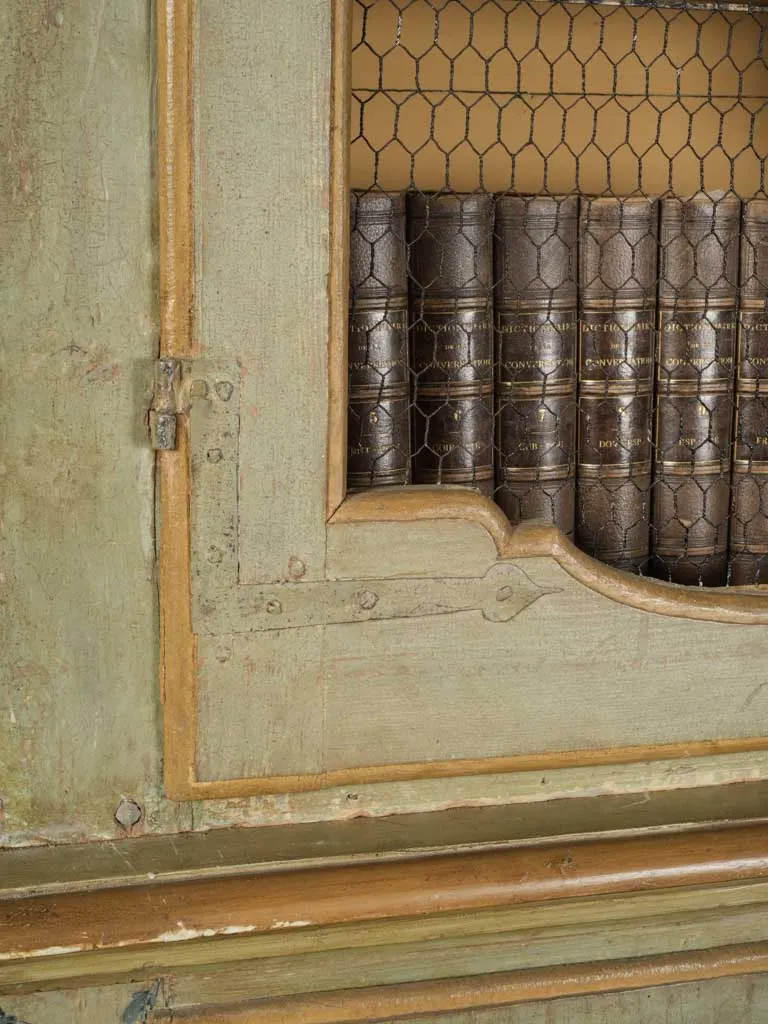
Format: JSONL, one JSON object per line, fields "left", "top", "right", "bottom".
{"left": 4, "top": 945, "right": 83, "bottom": 960}
{"left": 148, "top": 922, "right": 261, "bottom": 944}
{"left": 121, "top": 980, "right": 160, "bottom": 1024}
{"left": 0, "top": 0, "right": 166, "bottom": 844}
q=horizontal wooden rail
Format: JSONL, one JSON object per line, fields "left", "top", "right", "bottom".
{"left": 153, "top": 942, "right": 768, "bottom": 1023}
{"left": 4, "top": 824, "right": 768, "bottom": 963}
{"left": 6, "top": 773, "right": 768, "bottom": 900}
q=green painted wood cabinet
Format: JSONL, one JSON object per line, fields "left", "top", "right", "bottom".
{"left": 3, "top": 0, "right": 768, "bottom": 1019}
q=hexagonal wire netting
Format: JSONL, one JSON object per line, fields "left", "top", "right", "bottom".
{"left": 346, "top": 0, "right": 768, "bottom": 586}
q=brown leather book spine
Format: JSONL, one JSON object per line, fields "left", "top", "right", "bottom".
{"left": 731, "top": 199, "right": 768, "bottom": 584}
{"left": 494, "top": 196, "right": 578, "bottom": 536}
{"left": 407, "top": 193, "right": 494, "bottom": 498}
{"left": 347, "top": 192, "right": 410, "bottom": 490}
{"left": 652, "top": 194, "right": 741, "bottom": 586}
{"left": 577, "top": 197, "right": 658, "bottom": 571}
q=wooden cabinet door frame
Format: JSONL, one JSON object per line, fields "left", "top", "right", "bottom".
{"left": 156, "top": 0, "right": 768, "bottom": 802}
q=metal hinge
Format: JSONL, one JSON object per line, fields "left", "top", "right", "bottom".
{"left": 153, "top": 358, "right": 560, "bottom": 632}
{"left": 149, "top": 357, "right": 182, "bottom": 450}
{"left": 196, "top": 564, "right": 561, "bottom": 635}
{"left": 179, "top": 362, "right": 560, "bottom": 633}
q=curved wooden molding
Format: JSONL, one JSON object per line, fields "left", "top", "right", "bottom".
{"left": 326, "top": 0, "right": 352, "bottom": 519}
{"left": 152, "top": 943, "right": 768, "bottom": 1023}
{"left": 157, "top": 0, "right": 198, "bottom": 800}
{"left": 332, "top": 490, "right": 768, "bottom": 625}
{"left": 157, "top": 0, "right": 194, "bottom": 362}
{"left": 4, "top": 825, "right": 768, "bottom": 964}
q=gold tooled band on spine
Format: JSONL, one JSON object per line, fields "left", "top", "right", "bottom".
{"left": 578, "top": 197, "right": 658, "bottom": 571}
{"left": 494, "top": 195, "right": 578, "bottom": 536}
{"left": 408, "top": 193, "right": 494, "bottom": 498}
{"left": 347, "top": 192, "right": 410, "bottom": 490}
{"left": 730, "top": 199, "right": 768, "bottom": 585}
{"left": 651, "top": 194, "right": 741, "bottom": 587}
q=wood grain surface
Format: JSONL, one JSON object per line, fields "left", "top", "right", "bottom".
{"left": 4, "top": 825, "right": 768, "bottom": 962}
{"left": 153, "top": 944, "right": 768, "bottom": 1023}
{"left": 8, "top": 969, "right": 768, "bottom": 1024}
{"left": 0, "top": 0, "right": 191, "bottom": 841}
{"left": 157, "top": 0, "right": 197, "bottom": 800}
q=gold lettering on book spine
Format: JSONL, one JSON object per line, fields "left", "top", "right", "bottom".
{"left": 577, "top": 197, "right": 658, "bottom": 571}
{"left": 494, "top": 196, "right": 578, "bottom": 535}
{"left": 651, "top": 194, "right": 740, "bottom": 586}
{"left": 408, "top": 193, "right": 495, "bottom": 497}
{"left": 347, "top": 192, "right": 410, "bottom": 490}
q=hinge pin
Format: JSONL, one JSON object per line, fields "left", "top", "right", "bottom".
{"left": 150, "top": 357, "right": 181, "bottom": 450}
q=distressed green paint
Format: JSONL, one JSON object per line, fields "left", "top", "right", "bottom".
{"left": 0, "top": 0, "right": 181, "bottom": 840}
{"left": 0, "top": 0, "right": 767, "bottom": 848}
{"left": 197, "top": 0, "right": 331, "bottom": 586}
{"left": 186, "top": 0, "right": 768, "bottom": 788}
{"left": 2, "top": 979, "right": 163, "bottom": 1023}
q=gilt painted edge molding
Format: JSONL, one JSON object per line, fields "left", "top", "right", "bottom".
{"left": 156, "top": 0, "right": 198, "bottom": 798}
{"left": 155, "top": 0, "right": 768, "bottom": 802}
{"left": 332, "top": 489, "right": 768, "bottom": 625}
{"left": 152, "top": 944, "right": 768, "bottom": 1023}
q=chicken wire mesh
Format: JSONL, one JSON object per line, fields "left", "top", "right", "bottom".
{"left": 346, "top": 0, "right": 768, "bottom": 587}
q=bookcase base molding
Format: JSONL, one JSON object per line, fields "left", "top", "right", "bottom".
{"left": 6, "top": 823, "right": 768, "bottom": 1019}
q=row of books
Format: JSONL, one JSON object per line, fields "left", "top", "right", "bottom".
{"left": 347, "top": 189, "right": 768, "bottom": 587}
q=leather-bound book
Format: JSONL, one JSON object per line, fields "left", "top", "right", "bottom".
{"left": 652, "top": 193, "right": 741, "bottom": 586}
{"left": 407, "top": 193, "right": 494, "bottom": 498}
{"left": 494, "top": 195, "right": 578, "bottom": 535}
{"left": 577, "top": 197, "right": 658, "bottom": 571}
{"left": 347, "top": 191, "right": 410, "bottom": 490}
{"left": 731, "top": 199, "right": 768, "bottom": 585}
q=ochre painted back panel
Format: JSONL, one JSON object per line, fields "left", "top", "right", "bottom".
{"left": 351, "top": 1, "right": 768, "bottom": 195}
